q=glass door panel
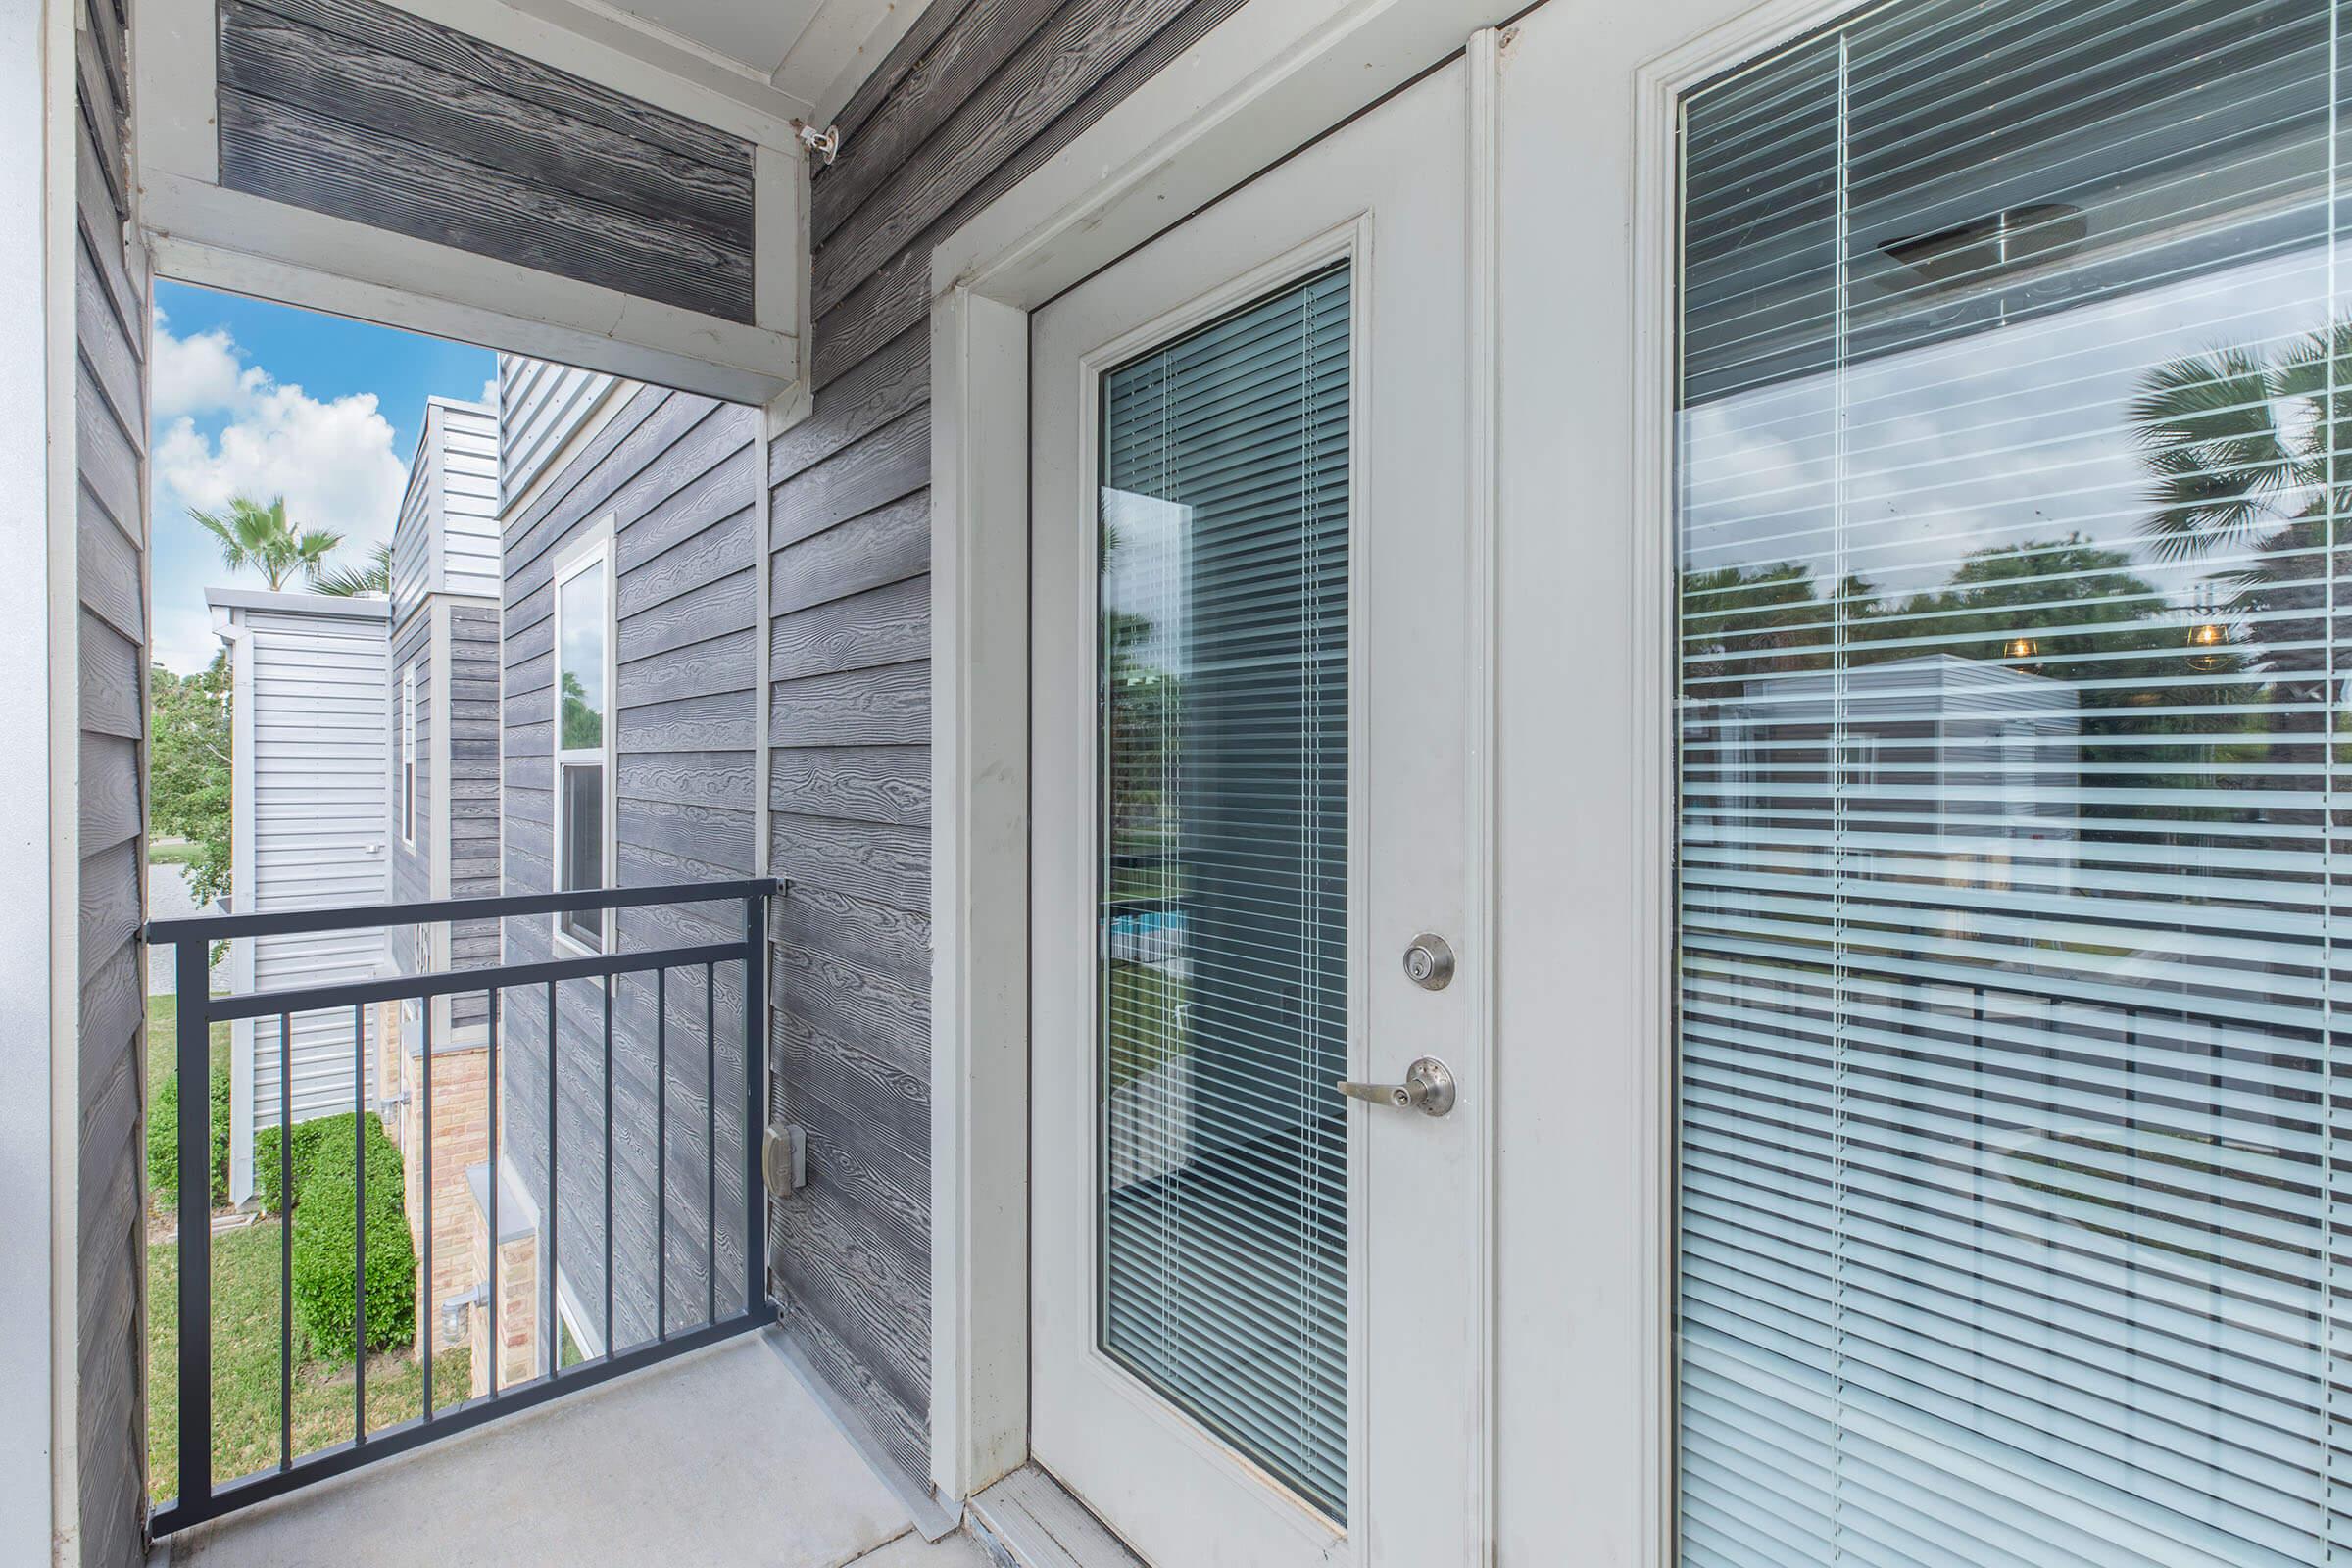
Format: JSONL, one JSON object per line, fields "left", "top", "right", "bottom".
{"left": 1097, "top": 264, "right": 1353, "bottom": 1522}
{"left": 1677, "top": 1, "right": 2352, "bottom": 1562}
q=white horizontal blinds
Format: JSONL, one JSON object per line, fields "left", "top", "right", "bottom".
{"left": 1677, "top": 1, "right": 2352, "bottom": 1564}
{"left": 1098, "top": 264, "right": 1351, "bottom": 1522}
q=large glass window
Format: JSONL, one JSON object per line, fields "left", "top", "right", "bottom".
{"left": 555, "top": 548, "right": 609, "bottom": 951}
{"left": 1097, "top": 264, "right": 1352, "bottom": 1521}
{"left": 1676, "top": 2, "right": 2352, "bottom": 1561}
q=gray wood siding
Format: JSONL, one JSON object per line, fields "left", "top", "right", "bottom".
{"left": 447, "top": 602, "right": 501, "bottom": 1026}
{"left": 502, "top": 377, "right": 762, "bottom": 1352}
{"left": 75, "top": 0, "right": 146, "bottom": 1556}
{"left": 500, "top": 358, "right": 618, "bottom": 514}
{"left": 215, "top": 0, "right": 758, "bottom": 323}
{"left": 773, "top": 0, "right": 1235, "bottom": 1488}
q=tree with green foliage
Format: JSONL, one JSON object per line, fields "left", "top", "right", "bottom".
{"left": 310, "top": 540, "right": 394, "bottom": 598}
{"left": 189, "top": 494, "right": 344, "bottom": 591}
{"left": 560, "top": 669, "right": 602, "bottom": 750}
{"left": 150, "top": 651, "right": 232, "bottom": 908}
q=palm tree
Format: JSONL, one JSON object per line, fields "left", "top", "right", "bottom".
{"left": 310, "top": 541, "right": 394, "bottom": 598}
{"left": 2129, "top": 324, "right": 2352, "bottom": 703}
{"left": 189, "top": 495, "right": 343, "bottom": 591}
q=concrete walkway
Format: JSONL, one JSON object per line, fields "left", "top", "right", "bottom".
{"left": 162, "top": 1334, "right": 988, "bottom": 1568}
{"left": 147, "top": 859, "right": 201, "bottom": 996}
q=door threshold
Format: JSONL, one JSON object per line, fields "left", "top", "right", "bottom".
{"left": 966, "top": 1467, "right": 1146, "bottom": 1568}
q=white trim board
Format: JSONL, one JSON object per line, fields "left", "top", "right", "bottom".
{"left": 925, "top": 0, "right": 1523, "bottom": 1510}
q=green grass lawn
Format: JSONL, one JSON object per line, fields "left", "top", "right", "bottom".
{"left": 142, "top": 995, "right": 468, "bottom": 1500}
{"left": 149, "top": 838, "right": 201, "bottom": 868}
{"left": 148, "top": 1220, "right": 471, "bottom": 1498}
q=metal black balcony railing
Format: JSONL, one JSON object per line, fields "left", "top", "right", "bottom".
{"left": 143, "top": 879, "right": 781, "bottom": 1536}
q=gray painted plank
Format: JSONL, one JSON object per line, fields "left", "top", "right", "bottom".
{"left": 811, "top": 0, "right": 1065, "bottom": 244}
{"left": 771, "top": 406, "right": 928, "bottom": 551}
{"left": 769, "top": 661, "right": 930, "bottom": 749}
{"left": 829, "top": 0, "right": 979, "bottom": 143}
{"left": 769, "top": 491, "right": 930, "bottom": 619}
{"left": 808, "top": 0, "right": 1246, "bottom": 386}
{"left": 220, "top": 85, "right": 755, "bottom": 322}
{"left": 767, "top": 744, "right": 930, "bottom": 829}
{"left": 219, "top": 0, "right": 753, "bottom": 245}
{"left": 614, "top": 629, "right": 757, "bottom": 710}
{"left": 769, "top": 323, "right": 929, "bottom": 487}
{"left": 238, "top": 0, "right": 751, "bottom": 172}
{"left": 768, "top": 574, "right": 929, "bottom": 685}
{"left": 767, "top": 811, "right": 928, "bottom": 914}
{"left": 810, "top": 0, "right": 1197, "bottom": 316}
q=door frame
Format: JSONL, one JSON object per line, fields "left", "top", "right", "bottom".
{"left": 927, "top": 0, "right": 1864, "bottom": 1547}
{"left": 925, "top": 0, "right": 1511, "bottom": 1518}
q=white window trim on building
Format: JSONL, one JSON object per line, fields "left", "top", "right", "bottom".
{"left": 551, "top": 518, "right": 617, "bottom": 956}
{"left": 400, "top": 664, "right": 416, "bottom": 849}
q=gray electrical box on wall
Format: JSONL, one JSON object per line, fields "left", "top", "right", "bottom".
{"left": 763, "top": 1124, "right": 807, "bottom": 1199}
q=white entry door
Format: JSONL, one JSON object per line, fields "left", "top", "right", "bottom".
{"left": 1029, "top": 56, "right": 1480, "bottom": 1568}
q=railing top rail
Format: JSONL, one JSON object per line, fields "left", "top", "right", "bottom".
{"left": 144, "top": 877, "right": 784, "bottom": 945}
{"left": 201, "top": 940, "right": 752, "bottom": 1024}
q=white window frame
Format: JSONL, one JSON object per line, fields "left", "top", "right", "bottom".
{"left": 399, "top": 664, "right": 416, "bottom": 849}
{"left": 551, "top": 521, "right": 617, "bottom": 956}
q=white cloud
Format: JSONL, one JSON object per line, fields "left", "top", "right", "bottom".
{"left": 153, "top": 322, "right": 267, "bottom": 419}
{"left": 479, "top": 375, "right": 500, "bottom": 411}
{"left": 153, "top": 320, "right": 409, "bottom": 560}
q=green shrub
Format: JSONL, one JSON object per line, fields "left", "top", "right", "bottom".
{"left": 288, "top": 1112, "right": 416, "bottom": 1359}
{"left": 148, "top": 1073, "right": 178, "bottom": 1203}
{"left": 253, "top": 1114, "right": 343, "bottom": 1216}
{"left": 209, "top": 1061, "right": 230, "bottom": 1203}
{"left": 146, "top": 1063, "right": 232, "bottom": 1209}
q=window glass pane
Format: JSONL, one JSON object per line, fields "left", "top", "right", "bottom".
{"left": 559, "top": 561, "right": 606, "bottom": 753}
{"left": 560, "top": 761, "right": 603, "bottom": 948}
{"left": 1097, "top": 264, "right": 1351, "bottom": 1522}
{"left": 1676, "top": 2, "right": 2349, "bottom": 1561}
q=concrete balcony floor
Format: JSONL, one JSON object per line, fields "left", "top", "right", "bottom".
{"left": 161, "top": 1332, "right": 987, "bottom": 1568}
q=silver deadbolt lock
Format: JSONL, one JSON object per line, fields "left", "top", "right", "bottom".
{"left": 1401, "top": 932, "right": 1456, "bottom": 991}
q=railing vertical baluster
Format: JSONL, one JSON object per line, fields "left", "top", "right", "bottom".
{"left": 279, "top": 1010, "right": 293, "bottom": 1471}
{"left": 140, "top": 879, "right": 786, "bottom": 1536}
{"left": 174, "top": 935, "right": 213, "bottom": 1517}
{"left": 353, "top": 1004, "right": 366, "bottom": 1441}
{"left": 743, "top": 891, "right": 769, "bottom": 1322}
{"left": 421, "top": 1001, "right": 433, "bottom": 1420}
{"left": 487, "top": 987, "right": 500, "bottom": 1399}
{"left": 657, "top": 966, "right": 667, "bottom": 1342}
{"left": 603, "top": 974, "right": 613, "bottom": 1360}
{"left": 705, "top": 961, "right": 716, "bottom": 1328}
{"left": 546, "top": 981, "right": 558, "bottom": 1381}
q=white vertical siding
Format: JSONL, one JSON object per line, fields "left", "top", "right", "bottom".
{"left": 214, "top": 591, "right": 393, "bottom": 1175}
{"left": 437, "top": 401, "right": 502, "bottom": 598}
{"left": 394, "top": 397, "right": 502, "bottom": 623}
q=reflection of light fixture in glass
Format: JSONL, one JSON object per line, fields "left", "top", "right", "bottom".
{"left": 2186, "top": 619, "right": 2228, "bottom": 671}
{"left": 2003, "top": 635, "right": 2038, "bottom": 662}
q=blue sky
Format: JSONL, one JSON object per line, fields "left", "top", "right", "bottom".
{"left": 151, "top": 280, "right": 497, "bottom": 672}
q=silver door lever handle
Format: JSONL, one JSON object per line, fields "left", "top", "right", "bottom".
{"left": 1336, "top": 1056, "right": 1456, "bottom": 1118}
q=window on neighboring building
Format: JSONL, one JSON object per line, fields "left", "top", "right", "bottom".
{"left": 399, "top": 665, "right": 416, "bottom": 846}
{"left": 553, "top": 535, "right": 612, "bottom": 952}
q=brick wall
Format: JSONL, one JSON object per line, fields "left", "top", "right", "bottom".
{"left": 382, "top": 1002, "right": 492, "bottom": 1356}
